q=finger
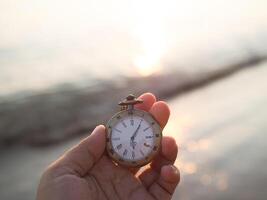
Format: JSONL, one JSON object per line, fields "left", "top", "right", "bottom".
{"left": 139, "top": 136, "right": 178, "bottom": 187}
{"left": 149, "top": 165, "right": 180, "bottom": 200}
{"left": 129, "top": 92, "right": 156, "bottom": 174}
{"left": 135, "top": 92, "right": 156, "bottom": 111}
{"left": 128, "top": 167, "right": 140, "bottom": 174}
{"left": 131, "top": 94, "right": 170, "bottom": 176}
{"left": 51, "top": 125, "right": 106, "bottom": 176}
{"left": 149, "top": 101, "right": 170, "bottom": 129}
{"left": 151, "top": 136, "right": 178, "bottom": 172}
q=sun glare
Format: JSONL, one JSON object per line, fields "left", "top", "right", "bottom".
{"left": 132, "top": 27, "right": 166, "bottom": 76}
{"left": 130, "top": 0, "right": 169, "bottom": 77}
{"left": 134, "top": 55, "right": 162, "bottom": 76}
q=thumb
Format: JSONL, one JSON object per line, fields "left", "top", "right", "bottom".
{"left": 52, "top": 125, "right": 106, "bottom": 176}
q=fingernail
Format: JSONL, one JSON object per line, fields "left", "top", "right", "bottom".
{"left": 91, "top": 125, "right": 105, "bottom": 135}
{"left": 170, "top": 165, "right": 179, "bottom": 175}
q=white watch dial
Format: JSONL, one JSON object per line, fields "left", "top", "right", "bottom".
{"left": 111, "top": 115, "right": 155, "bottom": 161}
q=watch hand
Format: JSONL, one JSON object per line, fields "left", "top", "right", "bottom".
{"left": 130, "top": 119, "right": 143, "bottom": 141}
{"left": 130, "top": 119, "right": 143, "bottom": 150}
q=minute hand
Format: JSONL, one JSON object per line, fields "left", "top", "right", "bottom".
{"left": 131, "top": 120, "right": 143, "bottom": 140}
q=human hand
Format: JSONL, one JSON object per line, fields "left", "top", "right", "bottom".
{"left": 37, "top": 93, "right": 180, "bottom": 200}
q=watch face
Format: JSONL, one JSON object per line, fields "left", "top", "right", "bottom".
{"left": 106, "top": 109, "right": 162, "bottom": 167}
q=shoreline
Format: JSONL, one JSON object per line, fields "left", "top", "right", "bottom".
{"left": 1, "top": 55, "right": 266, "bottom": 147}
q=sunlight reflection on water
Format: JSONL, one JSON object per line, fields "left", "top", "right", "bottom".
{"left": 166, "top": 63, "right": 267, "bottom": 199}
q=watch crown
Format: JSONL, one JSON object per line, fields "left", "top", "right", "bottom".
{"left": 126, "top": 94, "right": 135, "bottom": 101}
{"left": 118, "top": 94, "right": 143, "bottom": 109}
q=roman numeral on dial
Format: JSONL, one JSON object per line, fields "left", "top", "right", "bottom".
{"left": 123, "top": 149, "right": 128, "bottom": 156}
{"left": 122, "top": 121, "right": 127, "bottom": 128}
{"left": 116, "top": 144, "right": 122, "bottom": 150}
{"left": 132, "top": 151, "right": 135, "bottom": 159}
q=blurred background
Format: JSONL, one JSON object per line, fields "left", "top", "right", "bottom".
{"left": 0, "top": 0, "right": 267, "bottom": 199}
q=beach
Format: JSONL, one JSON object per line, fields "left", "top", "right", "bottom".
{"left": 1, "top": 0, "right": 267, "bottom": 199}
{"left": 1, "top": 61, "right": 267, "bottom": 200}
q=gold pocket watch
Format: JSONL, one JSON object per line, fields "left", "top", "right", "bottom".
{"left": 106, "top": 94, "right": 162, "bottom": 167}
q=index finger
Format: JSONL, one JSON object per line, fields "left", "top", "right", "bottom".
{"left": 129, "top": 93, "right": 170, "bottom": 174}
{"left": 135, "top": 92, "right": 156, "bottom": 111}
{"left": 135, "top": 93, "right": 170, "bottom": 129}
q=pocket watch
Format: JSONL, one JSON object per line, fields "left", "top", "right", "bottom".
{"left": 106, "top": 94, "right": 162, "bottom": 167}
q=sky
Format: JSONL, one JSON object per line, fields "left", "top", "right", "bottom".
{"left": 0, "top": 0, "right": 267, "bottom": 95}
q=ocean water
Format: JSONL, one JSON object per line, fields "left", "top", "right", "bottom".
{"left": 1, "top": 61, "right": 267, "bottom": 200}
{"left": 1, "top": 0, "right": 267, "bottom": 96}
{"left": 167, "top": 62, "right": 267, "bottom": 199}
